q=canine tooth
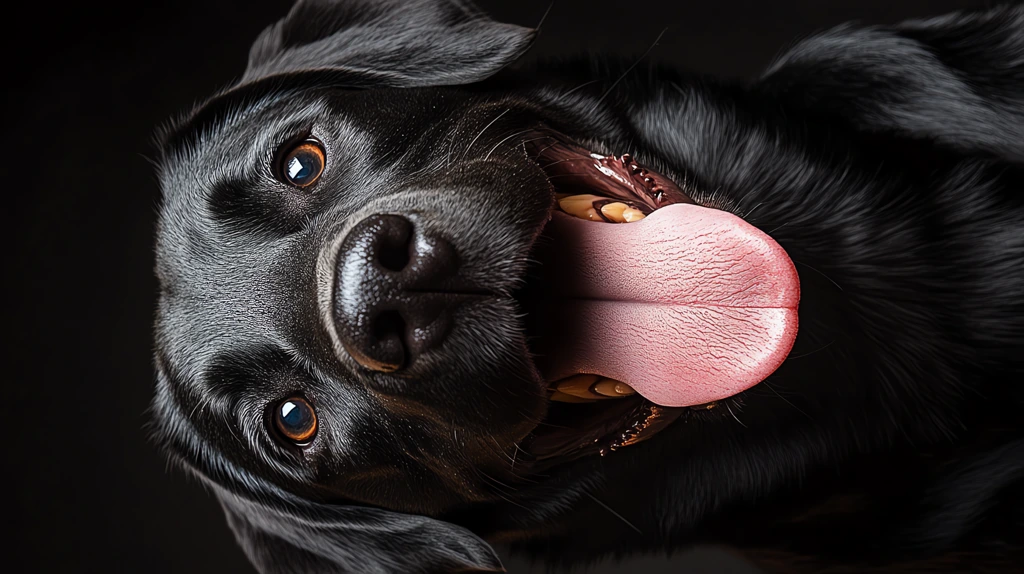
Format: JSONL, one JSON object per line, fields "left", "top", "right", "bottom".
{"left": 622, "top": 207, "right": 646, "bottom": 222}
{"left": 558, "top": 194, "right": 607, "bottom": 221}
{"left": 592, "top": 379, "right": 636, "bottom": 397}
{"left": 553, "top": 374, "right": 603, "bottom": 398}
{"left": 600, "top": 202, "right": 630, "bottom": 223}
{"left": 549, "top": 390, "right": 597, "bottom": 403}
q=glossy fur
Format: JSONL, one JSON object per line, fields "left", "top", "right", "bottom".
{"left": 150, "top": 1, "right": 1024, "bottom": 572}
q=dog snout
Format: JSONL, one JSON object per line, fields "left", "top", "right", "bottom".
{"left": 333, "top": 213, "right": 463, "bottom": 374}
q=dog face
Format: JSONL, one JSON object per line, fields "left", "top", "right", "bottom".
{"left": 154, "top": 81, "right": 559, "bottom": 509}
{"left": 152, "top": 0, "right": 1024, "bottom": 571}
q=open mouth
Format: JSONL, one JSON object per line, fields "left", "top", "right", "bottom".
{"left": 515, "top": 132, "right": 801, "bottom": 463}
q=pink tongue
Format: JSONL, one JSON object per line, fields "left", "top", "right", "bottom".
{"left": 538, "top": 204, "right": 800, "bottom": 407}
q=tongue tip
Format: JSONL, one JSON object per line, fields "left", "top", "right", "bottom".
{"left": 630, "top": 306, "right": 800, "bottom": 407}
{"left": 627, "top": 204, "right": 802, "bottom": 407}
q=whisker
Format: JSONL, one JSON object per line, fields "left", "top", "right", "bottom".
{"left": 557, "top": 79, "right": 599, "bottom": 101}
{"left": 490, "top": 488, "right": 531, "bottom": 511}
{"left": 479, "top": 469, "right": 517, "bottom": 493}
{"left": 226, "top": 419, "right": 245, "bottom": 446}
{"left": 489, "top": 436, "right": 516, "bottom": 464}
{"left": 502, "top": 135, "right": 561, "bottom": 161}
{"left": 461, "top": 108, "right": 510, "bottom": 162}
{"left": 483, "top": 128, "right": 535, "bottom": 161}
{"left": 445, "top": 111, "right": 472, "bottom": 168}
{"left": 532, "top": 419, "right": 571, "bottom": 430}
{"left": 187, "top": 397, "right": 205, "bottom": 421}
{"left": 406, "top": 155, "right": 447, "bottom": 180}
{"left": 584, "top": 492, "right": 643, "bottom": 534}
{"left": 764, "top": 382, "right": 813, "bottom": 421}
{"left": 786, "top": 340, "right": 835, "bottom": 360}
{"left": 795, "top": 261, "right": 845, "bottom": 292}
{"left": 534, "top": 1, "right": 555, "bottom": 32}
{"left": 742, "top": 201, "right": 765, "bottom": 220}
{"left": 725, "top": 402, "right": 748, "bottom": 428}
{"left": 595, "top": 27, "right": 668, "bottom": 107}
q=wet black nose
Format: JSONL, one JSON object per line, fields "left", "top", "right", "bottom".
{"left": 333, "top": 214, "right": 461, "bottom": 373}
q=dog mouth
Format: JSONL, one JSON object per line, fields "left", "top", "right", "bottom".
{"left": 514, "top": 133, "right": 801, "bottom": 463}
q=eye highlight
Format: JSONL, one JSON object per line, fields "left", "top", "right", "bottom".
{"left": 277, "top": 139, "right": 325, "bottom": 188}
{"left": 273, "top": 397, "right": 318, "bottom": 444}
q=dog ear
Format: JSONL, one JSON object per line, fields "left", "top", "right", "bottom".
{"left": 242, "top": 0, "right": 534, "bottom": 87}
{"left": 218, "top": 488, "right": 505, "bottom": 574}
{"left": 758, "top": 5, "right": 1024, "bottom": 162}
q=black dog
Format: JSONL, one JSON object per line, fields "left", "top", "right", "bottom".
{"left": 150, "top": 1, "right": 1024, "bottom": 571}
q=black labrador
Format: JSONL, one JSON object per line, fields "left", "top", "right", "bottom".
{"left": 150, "top": 1, "right": 1024, "bottom": 571}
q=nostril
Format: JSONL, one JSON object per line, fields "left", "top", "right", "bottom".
{"left": 374, "top": 215, "right": 413, "bottom": 272}
{"left": 333, "top": 213, "right": 461, "bottom": 375}
{"left": 359, "top": 309, "right": 407, "bottom": 373}
{"left": 372, "top": 309, "right": 406, "bottom": 344}
{"left": 377, "top": 239, "right": 411, "bottom": 272}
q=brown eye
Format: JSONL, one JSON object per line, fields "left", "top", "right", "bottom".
{"left": 273, "top": 397, "right": 317, "bottom": 444}
{"left": 278, "top": 140, "right": 325, "bottom": 188}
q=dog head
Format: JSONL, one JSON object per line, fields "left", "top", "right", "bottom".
{"left": 152, "top": 0, "right": 1013, "bottom": 571}
{"left": 150, "top": 0, "right": 554, "bottom": 571}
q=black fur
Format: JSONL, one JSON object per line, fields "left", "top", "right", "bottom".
{"left": 150, "top": 1, "right": 1024, "bottom": 571}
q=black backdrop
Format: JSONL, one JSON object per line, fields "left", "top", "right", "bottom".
{"left": 7, "top": 0, "right": 993, "bottom": 571}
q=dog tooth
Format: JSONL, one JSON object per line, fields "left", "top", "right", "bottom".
{"left": 559, "top": 194, "right": 607, "bottom": 221}
{"left": 600, "top": 202, "right": 629, "bottom": 223}
{"left": 592, "top": 379, "right": 636, "bottom": 397}
{"left": 614, "top": 382, "right": 637, "bottom": 396}
{"left": 549, "top": 390, "right": 597, "bottom": 403}
{"left": 559, "top": 193, "right": 606, "bottom": 204}
{"left": 622, "top": 207, "right": 646, "bottom": 222}
{"left": 554, "top": 374, "right": 604, "bottom": 399}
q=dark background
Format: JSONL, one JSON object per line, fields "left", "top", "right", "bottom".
{"left": 7, "top": 0, "right": 995, "bottom": 571}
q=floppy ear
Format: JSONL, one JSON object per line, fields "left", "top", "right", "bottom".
{"left": 218, "top": 489, "right": 504, "bottom": 574}
{"left": 758, "top": 5, "right": 1024, "bottom": 163}
{"left": 242, "top": 0, "right": 535, "bottom": 87}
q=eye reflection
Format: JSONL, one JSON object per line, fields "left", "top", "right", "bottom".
{"left": 273, "top": 397, "right": 317, "bottom": 444}
{"left": 278, "top": 140, "right": 325, "bottom": 188}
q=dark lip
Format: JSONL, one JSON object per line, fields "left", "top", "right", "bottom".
{"left": 520, "top": 398, "right": 688, "bottom": 468}
{"left": 523, "top": 131, "right": 695, "bottom": 212}
{"left": 510, "top": 130, "right": 692, "bottom": 468}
